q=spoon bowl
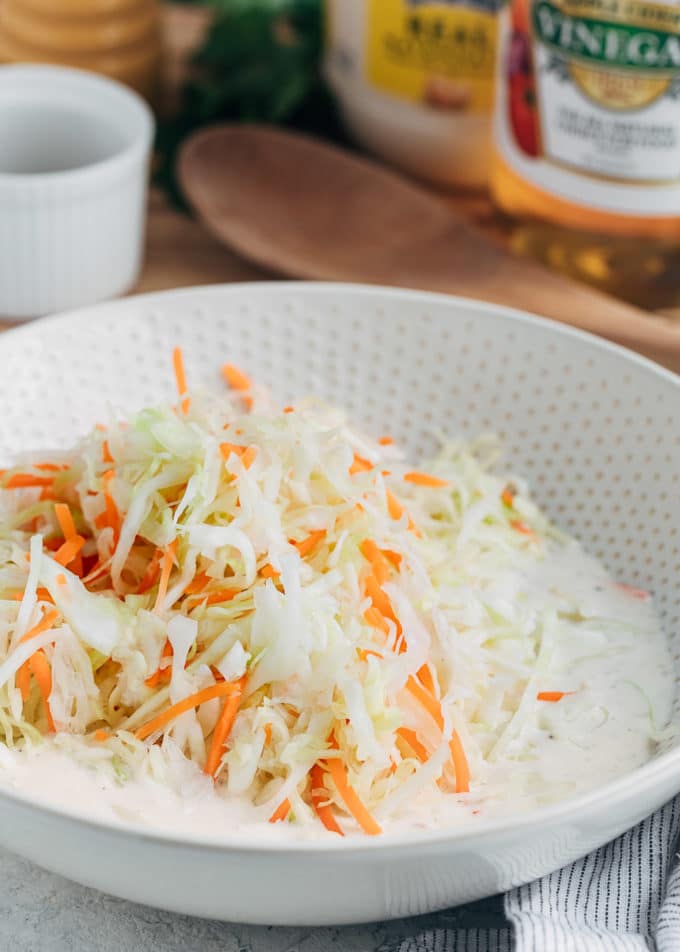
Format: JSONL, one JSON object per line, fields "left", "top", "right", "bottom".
{"left": 178, "top": 124, "right": 680, "bottom": 367}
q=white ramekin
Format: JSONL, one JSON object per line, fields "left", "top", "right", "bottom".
{"left": 0, "top": 64, "right": 154, "bottom": 320}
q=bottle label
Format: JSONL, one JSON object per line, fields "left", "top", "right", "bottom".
{"left": 495, "top": 0, "right": 680, "bottom": 214}
{"left": 366, "top": 0, "right": 500, "bottom": 114}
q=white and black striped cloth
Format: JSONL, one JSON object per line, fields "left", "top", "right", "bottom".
{"left": 391, "top": 796, "right": 680, "bottom": 952}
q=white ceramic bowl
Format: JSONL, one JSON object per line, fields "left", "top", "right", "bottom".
{"left": 0, "top": 283, "right": 678, "bottom": 925}
{"left": 0, "top": 64, "right": 154, "bottom": 320}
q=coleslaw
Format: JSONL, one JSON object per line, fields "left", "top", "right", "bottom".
{"left": 0, "top": 350, "right": 667, "bottom": 836}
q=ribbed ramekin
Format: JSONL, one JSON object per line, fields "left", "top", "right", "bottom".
{"left": 0, "top": 65, "right": 154, "bottom": 319}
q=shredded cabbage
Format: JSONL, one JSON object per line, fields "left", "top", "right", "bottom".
{"left": 0, "top": 361, "right": 664, "bottom": 835}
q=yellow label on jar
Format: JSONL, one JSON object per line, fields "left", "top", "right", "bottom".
{"left": 366, "top": 0, "right": 499, "bottom": 114}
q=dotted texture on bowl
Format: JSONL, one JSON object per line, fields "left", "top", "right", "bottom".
{"left": 1, "top": 283, "right": 679, "bottom": 727}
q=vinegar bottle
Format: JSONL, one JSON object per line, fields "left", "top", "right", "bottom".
{"left": 490, "top": 0, "right": 680, "bottom": 308}
{"left": 0, "top": 0, "right": 160, "bottom": 102}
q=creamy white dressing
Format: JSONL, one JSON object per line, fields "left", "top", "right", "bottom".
{"left": 0, "top": 539, "right": 671, "bottom": 841}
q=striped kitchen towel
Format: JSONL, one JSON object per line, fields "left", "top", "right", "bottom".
{"left": 389, "top": 795, "right": 680, "bottom": 952}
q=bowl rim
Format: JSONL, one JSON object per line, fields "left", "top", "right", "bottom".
{"left": 0, "top": 64, "right": 154, "bottom": 190}
{"left": 0, "top": 280, "right": 677, "bottom": 854}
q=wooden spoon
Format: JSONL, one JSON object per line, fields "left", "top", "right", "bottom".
{"left": 178, "top": 124, "right": 680, "bottom": 367}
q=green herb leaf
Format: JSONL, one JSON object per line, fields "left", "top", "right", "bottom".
{"left": 156, "top": 0, "right": 346, "bottom": 206}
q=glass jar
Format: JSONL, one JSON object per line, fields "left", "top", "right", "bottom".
{"left": 325, "top": 0, "right": 501, "bottom": 190}
{"left": 490, "top": 0, "right": 680, "bottom": 307}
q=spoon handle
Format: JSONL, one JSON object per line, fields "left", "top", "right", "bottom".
{"left": 382, "top": 228, "right": 680, "bottom": 368}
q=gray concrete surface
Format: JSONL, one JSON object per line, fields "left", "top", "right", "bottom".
{"left": 0, "top": 848, "right": 507, "bottom": 951}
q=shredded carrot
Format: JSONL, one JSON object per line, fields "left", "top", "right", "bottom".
{"left": 403, "top": 471, "right": 449, "bottom": 488}
{"left": 54, "top": 502, "right": 83, "bottom": 575}
{"left": 54, "top": 503, "right": 76, "bottom": 540}
{"left": 614, "top": 583, "right": 651, "bottom": 601}
{"left": 134, "top": 680, "right": 241, "bottom": 741}
{"left": 95, "top": 469, "right": 121, "bottom": 543}
{"left": 19, "top": 515, "right": 40, "bottom": 533}
{"left": 153, "top": 539, "right": 178, "bottom": 613}
{"left": 144, "top": 668, "right": 170, "bottom": 689}
{"left": 264, "top": 723, "right": 273, "bottom": 745}
{"left": 184, "top": 571, "right": 210, "bottom": 595}
{"left": 93, "top": 729, "right": 110, "bottom": 742}
{"left": 137, "top": 548, "right": 163, "bottom": 595}
{"left": 172, "top": 346, "right": 190, "bottom": 414}
{"left": 19, "top": 609, "right": 59, "bottom": 645}
{"left": 220, "top": 442, "right": 256, "bottom": 469}
{"left": 5, "top": 474, "right": 54, "bottom": 489}
{"left": 54, "top": 534, "right": 85, "bottom": 568}
{"left": 81, "top": 560, "right": 110, "bottom": 586}
{"left": 242, "top": 394, "right": 254, "bottom": 411}
{"left": 363, "top": 606, "right": 389, "bottom": 636}
{"left": 536, "top": 691, "right": 574, "bottom": 702}
{"left": 325, "top": 755, "right": 382, "bottom": 835}
{"left": 144, "top": 640, "right": 173, "bottom": 688}
{"left": 16, "top": 661, "right": 31, "bottom": 702}
{"left": 501, "top": 487, "right": 515, "bottom": 508}
{"left": 406, "top": 675, "right": 444, "bottom": 730}
{"left": 269, "top": 798, "right": 291, "bottom": 823}
{"left": 29, "top": 650, "right": 55, "bottom": 732}
{"left": 382, "top": 548, "right": 402, "bottom": 569}
{"left": 283, "top": 406, "right": 294, "bottom": 414}
{"left": 219, "top": 442, "right": 246, "bottom": 460}
{"left": 260, "top": 563, "right": 280, "bottom": 580}
{"left": 10, "top": 587, "right": 54, "bottom": 604}
{"left": 396, "top": 727, "right": 429, "bottom": 763}
{"left": 417, "top": 664, "right": 436, "bottom": 697}
{"left": 204, "top": 676, "right": 246, "bottom": 777}
{"left": 240, "top": 446, "right": 257, "bottom": 469}
{"left": 222, "top": 363, "right": 251, "bottom": 392}
{"left": 386, "top": 489, "right": 404, "bottom": 521}
{"left": 364, "top": 573, "right": 398, "bottom": 627}
{"left": 310, "top": 764, "right": 343, "bottom": 835}
{"left": 511, "top": 520, "right": 534, "bottom": 536}
{"left": 378, "top": 436, "right": 393, "bottom": 446}
{"left": 291, "top": 529, "right": 326, "bottom": 558}
{"left": 386, "top": 492, "right": 421, "bottom": 538}
{"left": 357, "top": 647, "right": 383, "bottom": 662}
{"left": 449, "top": 729, "right": 470, "bottom": 793}
{"left": 360, "top": 539, "right": 391, "bottom": 586}
{"left": 55, "top": 574, "right": 66, "bottom": 586}
{"left": 349, "top": 454, "right": 372, "bottom": 476}
{"left": 102, "top": 439, "right": 113, "bottom": 464}
{"left": 195, "top": 589, "right": 240, "bottom": 606}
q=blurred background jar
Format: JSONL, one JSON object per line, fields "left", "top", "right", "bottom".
{"left": 490, "top": 0, "right": 680, "bottom": 308}
{"left": 324, "top": 0, "right": 502, "bottom": 190}
{"left": 0, "top": 0, "right": 161, "bottom": 101}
